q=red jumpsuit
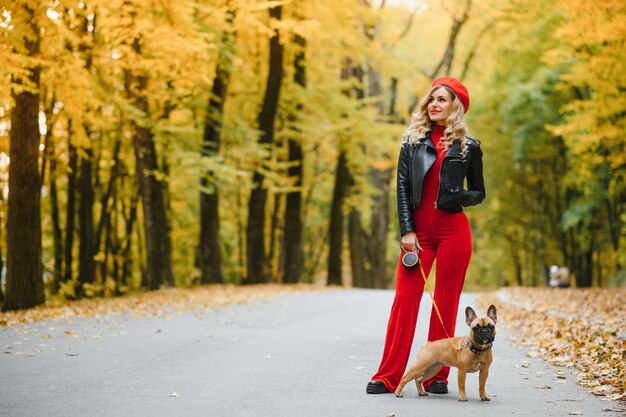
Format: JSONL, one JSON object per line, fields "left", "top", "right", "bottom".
{"left": 371, "top": 125, "right": 473, "bottom": 391}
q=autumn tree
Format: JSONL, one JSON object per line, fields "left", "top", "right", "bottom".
{"left": 3, "top": 2, "right": 45, "bottom": 311}
{"left": 119, "top": 1, "right": 175, "bottom": 290}
{"left": 246, "top": 3, "right": 284, "bottom": 284}
{"left": 282, "top": 6, "right": 306, "bottom": 284}
{"left": 198, "top": 5, "right": 237, "bottom": 285}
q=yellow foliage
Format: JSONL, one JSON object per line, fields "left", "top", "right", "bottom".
{"left": 546, "top": 0, "right": 626, "bottom": 170}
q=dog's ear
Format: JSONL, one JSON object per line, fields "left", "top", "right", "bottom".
{"left": 465, "top": 306, "right": 477, "bottom": 326}
{"left": 487, "top": 305, "right": 497, "bottom": 324}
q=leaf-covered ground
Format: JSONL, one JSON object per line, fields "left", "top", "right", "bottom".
{"left": 0, "top": 284, "right": 329, "bottom": 327}
{"left": 478, "top": 288, "right": 626, "bottom": 404}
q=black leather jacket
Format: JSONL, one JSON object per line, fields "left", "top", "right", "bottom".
{"left": 397, "top": 132, "right": 485, "bottom": 235}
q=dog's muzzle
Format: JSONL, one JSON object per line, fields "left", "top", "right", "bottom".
{"left": 473, "top": 326, "right": 495, "bottom": 344}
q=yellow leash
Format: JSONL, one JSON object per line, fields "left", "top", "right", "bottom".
{"left": 417, "top": 260, "right": 462, "bottom": 351}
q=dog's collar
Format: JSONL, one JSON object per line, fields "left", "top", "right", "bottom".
{"left": 462, "top": 337, "right": 493, "bottom": 355}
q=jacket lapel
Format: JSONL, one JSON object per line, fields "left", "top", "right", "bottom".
{"left": 444, "top": 141, "right": 463, "bottom": 159}
{"left": 423, "top": 131, "right": 436, "bottom": 150}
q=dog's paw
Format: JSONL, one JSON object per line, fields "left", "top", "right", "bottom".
{"left": 481, "top": 396, "right": 491, "bottom": 401}
{"left": 458, "top": 397, "right": 467, "bottom": 402}
{"left": 394, "top": 391, "right": 404, "bottom": 398}
{"left": 418, "top": 391, "right": 429, "bottom": 397}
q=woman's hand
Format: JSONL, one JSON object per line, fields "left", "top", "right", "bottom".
{"left": 401, "top": 232, "right": 422, "bottom": 253}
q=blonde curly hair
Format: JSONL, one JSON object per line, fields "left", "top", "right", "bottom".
{"left": 402, "top": 85, "right": 469, "bottom": 155}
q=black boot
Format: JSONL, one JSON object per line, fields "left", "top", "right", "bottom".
{"left": 427, "top": 380, "right": 448, "bottom": 394}
{"left": 366, "top": 380, "right": 390, "bottom": 394}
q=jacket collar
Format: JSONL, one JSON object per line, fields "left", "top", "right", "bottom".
{"left": 423, "top": 131, "right": 436, "bottom": 150}
{"left": 422, "top": 132, "right": 463, "bottom": 158}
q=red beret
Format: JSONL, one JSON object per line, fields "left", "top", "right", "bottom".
{"left": 432, "top": 76, "right": 470, "bottom": 113}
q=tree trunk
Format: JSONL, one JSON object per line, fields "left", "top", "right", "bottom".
{"left": 121, "top": 190, "right": 139, "bottom": 290}
{"left": 576, "top": 223, "right": 594, "bottom": 288}
{"left": 103, "top": 207, "right": 116, "bottom": 292}
{"left": 407, "top": 0, "right": 473, "bottom": 115}
{"left": 365, "top": 66, "right": 392, "bottom": 289}
{"left": 93, "top": 139, "right": 121, "bottom": 284}
{"left": 431, "top": 0, "right": 472, "bottom": 79}
{"left": 283, "top": 32, "right": 306, "bottom": 284}
{"left": 348, "top": 64, "right": 369, "bottom": 287}
{"left": 269, "top": 193, "right": 283, "bottom": 280}
{"left": 389, "top": 77, "right": 399, "bottom": 122}
{"left": 246, "top": 4, "right": 284, "bottom": 284}
{"left": 0, "top": 190, "right": 4, "bottom": 303}
{"left": 327, "top": 152, "right": 350, "bottom": 286}
{"left": 577, "top": 247, "right": 593, "bottom": 288}
{"left": 129, "top": 39, "right": 174, "bottom": 290}
{"left": 367, "top": 167, "right": 392, "bottom": 288}
{"left": 3, "top": 4, "right": 44, "bottom": 311}
{"left": 349, "top": 211, "right": 367, "bottom": 287}
{"left": 199, "top": 9, "right": 236, "bottom": 285}
{"left": 236, "top": 188, "right": 245, "bottom": 281}
{"left": 77, "top": 147, "right": 96, "bottom": 294}
{"left": 64, "top": 130, "right": 78, "bottom": 284}
{"left": 49, "top": 133, "right": 63, "bottom": 294}
{"left": 133, "top": 124, "right": 174, "bottom": 290}
{"left": 326, "top": 58, "right": 354, "bottom": 287}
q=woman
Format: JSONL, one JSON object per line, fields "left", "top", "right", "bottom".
{"left": 366, "top": 76, "right": 485, "bottom": 395}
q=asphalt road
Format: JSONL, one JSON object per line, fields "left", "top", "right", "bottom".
{"left": 0, "top": 290, "right": 621, "bottom": 417}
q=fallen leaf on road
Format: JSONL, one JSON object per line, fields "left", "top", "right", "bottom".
{"left": 604, "top": 393, "right": 626, "bottom": 401}
{"left": 568, "top": 412, "right": 583, "bottom": 416}
{"left": 592, "top": 385, "right": 613, "bottom": 396}
{"left": 533, "top": 385, "right": 552, "bottom": 389}
{"left": 168, "top": 392, "right": 179, "bottom": 398}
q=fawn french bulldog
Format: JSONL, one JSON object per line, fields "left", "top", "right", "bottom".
{"left": 395, "top": 305, "right": 497, "bottom": 402}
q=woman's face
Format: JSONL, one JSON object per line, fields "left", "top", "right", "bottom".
{"left": 427, "top": 87, "right": 452, "bottom": 126}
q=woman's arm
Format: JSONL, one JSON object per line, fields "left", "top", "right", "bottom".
{"left": 397, "top": 144, "right": 416, "bottom": 234}
{"left": 462, "top": 140, "right": 485, "bottom": 206}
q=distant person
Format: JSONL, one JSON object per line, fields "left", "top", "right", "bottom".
{"left": 556, "top": 266, "right": 570, "bottom": 288}
{"left": 549, "top": 265, "right": 570, "bottom": 288}
{"left": 549, "top": 265, "right": 560, "bottom": 287}
{"left": 366, "top": 77, "right": 485, "bottom": 395}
